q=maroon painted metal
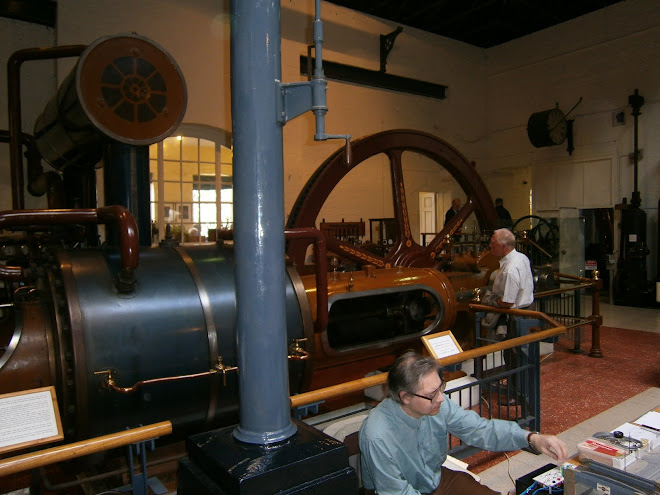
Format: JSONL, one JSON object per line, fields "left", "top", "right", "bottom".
{"left": 7, "top": 45, "right": 86, "bottom": 209}
{"left": 286, "top": 129, "right": 497, "bottom": 269}
{"left": 284, "top": 227, "right": 329, "bottom": 333}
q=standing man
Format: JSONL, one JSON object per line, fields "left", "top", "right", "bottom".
{"left": 444, "top": 198, "right": 461, "bottom": 226}
{"left": 359, "top": 351, "right": 568, "bottom": 495}
{"left": 482, "top": 228, "right": 534, "bottom": 339}
{"left": 495, "top": 198, "right": 513, "bottom": 229}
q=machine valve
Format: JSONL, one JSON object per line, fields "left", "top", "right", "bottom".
{"left": 213, "top": 356, "right": 239, "bottom": 386}
{"left": 288, "top": 338, "right": 310, "bottom": 360}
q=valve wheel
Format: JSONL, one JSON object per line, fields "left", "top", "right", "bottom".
{"left": 287, "top": 129, "right": 498, "bottom": 269}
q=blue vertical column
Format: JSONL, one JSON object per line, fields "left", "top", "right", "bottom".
{"left": 230, "top": 0, "right": 297, "bottom": 444}
{"left": 103, "top": 143, "right": 152, "bottom": 246}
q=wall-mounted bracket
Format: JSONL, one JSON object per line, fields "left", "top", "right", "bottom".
{"left": 380, "top": 26, "right": 403, "bottom": 72}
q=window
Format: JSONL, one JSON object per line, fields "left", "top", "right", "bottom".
{"left": 149, "top": 126, "right": 232, "bottom": 244}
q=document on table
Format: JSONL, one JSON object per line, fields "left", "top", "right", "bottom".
{"left": 634, "top": 411, "right": 660, "bottom": 432}
{"left": 614, "top": 422, "right": 658, "bottom": 444}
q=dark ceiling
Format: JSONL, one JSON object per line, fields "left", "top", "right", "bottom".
{"left": 325, "top": 0, "right": 624, "bottom": 48}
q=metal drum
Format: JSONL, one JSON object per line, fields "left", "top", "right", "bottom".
{"left": 11, "top": 243, "right": 310, "bottom": 439}
{"left": 33, "top": 33, "right": 187, "bottom": 170}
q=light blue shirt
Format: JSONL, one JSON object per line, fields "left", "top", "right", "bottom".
{"left": 359, "top": 396, "right": 529, "bottom": 494}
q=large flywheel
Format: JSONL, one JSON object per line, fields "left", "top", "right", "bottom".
{"left": 287, "top": 129, "right": 498, "bottom": 269}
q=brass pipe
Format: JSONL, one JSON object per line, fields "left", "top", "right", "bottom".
{"left": 468, "top": 304, "right": 563, "bottom": 329}
{"left": 95, "top": 357, "right": 238, "bottom": 394}
{"left": 534, "top": 282, "right": 594, "bottom": 298}
{"left": 0, "top": 421, "right": 172, "bottom": 477}
{"left": 290, "top": 323, "right": 567, "bottom": 408}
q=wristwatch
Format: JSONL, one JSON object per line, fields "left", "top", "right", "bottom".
{"left": 527, "top": 431, "right": 539, "bottom": 451}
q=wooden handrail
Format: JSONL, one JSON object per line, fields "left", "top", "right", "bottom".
{"left": 0, "top": 421, "right": 172, "bottom": 477}
{"left": 290, "top": 321, "right": 567, "bottom": 409}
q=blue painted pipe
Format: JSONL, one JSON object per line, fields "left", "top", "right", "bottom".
{"left": 230, "top": 0, "right": 297, "bottom": 444}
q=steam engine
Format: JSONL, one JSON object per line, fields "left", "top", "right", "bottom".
{"left": 0, "top": 34, "right": 476, "bottom": 443}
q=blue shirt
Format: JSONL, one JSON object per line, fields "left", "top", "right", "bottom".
{"left": 359, "top": 396, "right": 529, "bottom": 494}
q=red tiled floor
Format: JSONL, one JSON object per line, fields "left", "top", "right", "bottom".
{"left": 468, "top": 326, "right": 660, "bottom": 473}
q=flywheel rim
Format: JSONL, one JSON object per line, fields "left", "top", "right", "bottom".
{"left": 287, "top": 129, "right": 498, "bottom": 269}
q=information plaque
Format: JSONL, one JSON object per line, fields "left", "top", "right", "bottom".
{"left": 421, "top": 330, "right": 464, "bottom": 360}
{"left": 0, "top": 386, "right": 64, "bottom": 454}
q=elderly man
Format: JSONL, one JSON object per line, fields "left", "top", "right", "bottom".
{"left": 482, "top": 228, "right": 534, "bottom": 339}
{"left": 359, "top": 351, "right": 567, "bottom": 495}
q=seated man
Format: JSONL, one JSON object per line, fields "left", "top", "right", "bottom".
{"left": 359, "top": 351, "right": 567, "bottom": 495}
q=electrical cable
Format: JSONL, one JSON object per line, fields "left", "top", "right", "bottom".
{"left": 503, "top": 451, "right": 516, "bottom": 488}
{"left": 520, "top": 480, "right": 539, "bottom": 494}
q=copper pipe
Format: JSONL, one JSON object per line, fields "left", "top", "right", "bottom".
{"left": 95, "top": 356, "right": 238, "bottom": 394}
{"left": 289, "top": 322, "right": 568, "bottom": 408}
{"left": 7, "top": 45, "right": 86, "bottom": 209}
{"left": 0, "top": 207, "right": 139, "bottom": 291}
{"left": 284, "top": 227, "right": 329, "bottom": 333}
{"left": 96, "top": 369, "right": 220, "bottom": 394}
{"left": 0, "top": 421, "right": 171, "bottom": 477}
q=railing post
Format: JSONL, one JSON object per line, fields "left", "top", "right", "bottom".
{"left": 589, "top": 271, "right": 603, "bottom": 357}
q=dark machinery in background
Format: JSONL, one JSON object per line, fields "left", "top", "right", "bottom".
{"left": 614, "top": 89, "right": 653, "bottom": 307}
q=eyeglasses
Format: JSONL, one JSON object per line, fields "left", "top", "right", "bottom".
{"left": 411, "top": 381, "right": 446, "bottom": 402}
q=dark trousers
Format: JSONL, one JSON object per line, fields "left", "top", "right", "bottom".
{"left": 363, "top": 467, "right": 499, "bottom": 495}
{"left": 431, "top": 466, "right": 499, "bottom": 495}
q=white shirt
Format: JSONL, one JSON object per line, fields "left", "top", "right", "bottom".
{"left": 492, "top": 249, "right": 534, "bottom": 308}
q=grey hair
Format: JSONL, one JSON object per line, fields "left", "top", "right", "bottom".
{"left": 387, "top": 350, "right": 442, "bottom": 404}
{"left": 493, "top": 228, "right": 516, "bottom": 248}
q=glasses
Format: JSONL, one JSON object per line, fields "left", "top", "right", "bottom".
{"left": 411, "top": 381, "right": 446, "bottom": 402}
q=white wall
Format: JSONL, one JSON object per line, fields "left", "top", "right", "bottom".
{"left": 485, "top": 0, "right": 660, "bottom": 277}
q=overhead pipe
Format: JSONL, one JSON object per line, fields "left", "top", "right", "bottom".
{"left": 7, "top": 45, "right": 86, "bottom": 209}
{"left": 0, "top": 206, "right": 139, "bottom": 292}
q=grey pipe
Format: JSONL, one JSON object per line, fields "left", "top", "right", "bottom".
{"left": 230, "top": 0, "right": 297, "bottom": 444}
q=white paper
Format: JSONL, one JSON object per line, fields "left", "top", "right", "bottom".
{"left": 613, "top": 422, "right": 659, "bottom": 444}
{"left": 428, "top": 334, "right": 461, "bottom": 358}
{"left": 0, "top": 390, "right": 59, "bottom": 448}
{"left": 634, "top": 411, "right": 660, "bottom": 431}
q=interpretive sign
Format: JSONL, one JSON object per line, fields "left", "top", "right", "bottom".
{"left": 421, "top": 330, "right": 463, "bottom": 360}
{"left": 0, "top": 386, "right": 63, "bottom": 454}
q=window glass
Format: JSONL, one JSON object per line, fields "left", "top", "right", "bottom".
{"left": 149, "top": 129, "right": 232, "bottom": 244}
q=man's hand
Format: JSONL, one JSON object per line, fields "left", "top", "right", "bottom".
{"left": 529, "top": 433, "right": 568, "bottom": 463}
